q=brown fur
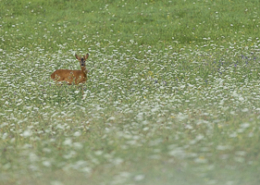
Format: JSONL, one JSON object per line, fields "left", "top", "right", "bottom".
{"left": 50, "top": 54, "right": 88, "bottom": 85}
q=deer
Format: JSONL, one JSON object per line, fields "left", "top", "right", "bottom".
{"left": 51, "top": 53, "right": 89, "bottom": 85}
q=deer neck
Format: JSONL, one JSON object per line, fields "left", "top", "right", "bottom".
{"left": 81, "top": 66, "right": 88, "bottom": 74}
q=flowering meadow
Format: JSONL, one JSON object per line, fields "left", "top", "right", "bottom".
{"left": 1, "top": 0, "right": 260, "bottom": 184}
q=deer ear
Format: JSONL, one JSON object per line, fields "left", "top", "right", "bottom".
{"left": 84, "top": 53, "right": 89, "bottom": 60}
{"left": 75, "top": 54, "right": 81, "bottom": 61}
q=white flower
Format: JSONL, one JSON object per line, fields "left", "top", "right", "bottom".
{"left": 22, "top": 130, "right": 32, "bottom": 137}
{"left": 73, "top": 131, "right": 81, "bottom": 137}
{"left": 63, "top": 138, "right": 72, "bottom": 146}
{"left": 42, "top": 161, "right": 51, "bottom": 167}
{"left": 134, "top": 174, "right": 145, "bottom": 181}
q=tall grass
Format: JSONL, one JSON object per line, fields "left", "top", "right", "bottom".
{"left": 1, "top": 0, "right": 260, "bottom": 184}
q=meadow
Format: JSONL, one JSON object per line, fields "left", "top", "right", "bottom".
{"left": 1, "top": 0, "right": 260, "bottom": 184}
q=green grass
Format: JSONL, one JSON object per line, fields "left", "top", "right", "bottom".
{"left": 1, "top": 0, "right": 260, "bottom": 184}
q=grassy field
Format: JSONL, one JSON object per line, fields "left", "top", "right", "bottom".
{"left": 1, "top": 0, "right": 260, "bottom": 184}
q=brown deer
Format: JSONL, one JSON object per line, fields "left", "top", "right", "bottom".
{"left": 51, "top": 54, "right": 89, "bottom": 85}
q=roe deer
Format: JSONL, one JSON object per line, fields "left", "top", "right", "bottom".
{"left": 51, "top": 54, "right": 89, "bottom": 85}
